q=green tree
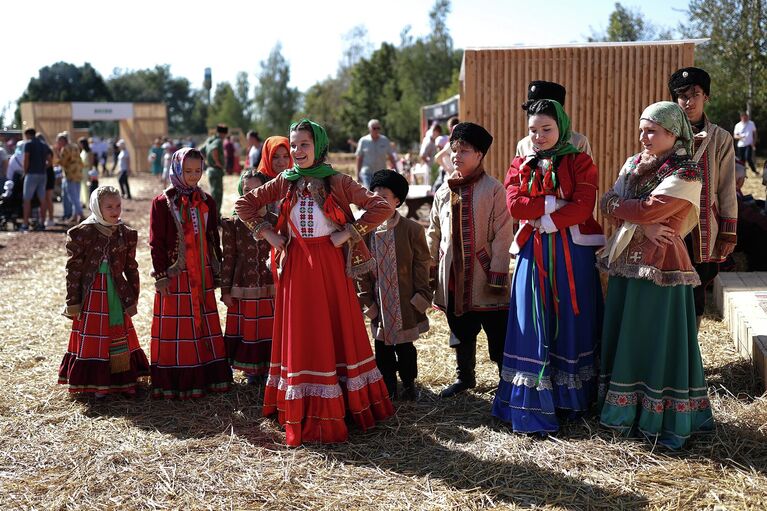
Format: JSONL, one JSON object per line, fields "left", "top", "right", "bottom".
{"left": 683, "top": 0, "right": 767, "bottom": 128}
{"left": 340, "top": 42, "right": 400, "bottom": 141}
{"left": 254, "top": 43, "right": 300, "bottom": 137}
{"left": 234, "top": 71, "right": 255, "bottom": 128}
{"left": 340, "top": 0, "right": 462, "bottom": 146}
{"left": 588, "top": 2, "right": 674, "bottom": 42}
{"left": 207, "top": 82, "right": 251, "bottom": 132}
{"left": 19, "top": 62, "right": 112, "bottom": 103}
{"left": 301, "top": 77, "right": 348, "bottom": 150}
{"left": 108, "top": 65, "right": 198, "bottom": 134}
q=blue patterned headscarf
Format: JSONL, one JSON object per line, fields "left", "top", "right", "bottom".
{"left": 169, "top": 147, "right": 205, "bottom": 194}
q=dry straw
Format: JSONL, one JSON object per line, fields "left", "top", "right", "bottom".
{"left": 0, "top": 171, "right": 765, "bottom": 510}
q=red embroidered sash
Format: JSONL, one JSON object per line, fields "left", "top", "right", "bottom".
{"left": 180, "top": 192, "right": 209, "bottom": 334}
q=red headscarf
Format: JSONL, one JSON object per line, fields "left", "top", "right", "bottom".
{"left": 257, "top": 136, "right": 292, "bottom": 178}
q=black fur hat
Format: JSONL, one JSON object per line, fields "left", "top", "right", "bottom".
{"left": 522, "top": 80, "right": 566, "bottom": 110}
{"left": 668, "top": 67, "right": 711, "bottom": 100}
{"left": 370, "top": 169, "right": 409, "bottom": 205}
{"left": 449, "top": 122, "right": 493, "bottom": 155}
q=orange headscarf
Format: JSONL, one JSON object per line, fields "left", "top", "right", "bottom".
{"left": 257, "top": 136, "right": 292, "bottom": 179}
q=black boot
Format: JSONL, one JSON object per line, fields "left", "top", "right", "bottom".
{"left": 439, "top": 379, "right": 475, "bottom": 398}
{"left": 400, "top": 380, "right": 418, "bottom": 401}
{"left": 440, "top": 341, "right": 476, "bottom": 398}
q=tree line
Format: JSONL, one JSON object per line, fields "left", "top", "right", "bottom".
{"left": 7, "top": 0, "right": 766, "bottom": 152}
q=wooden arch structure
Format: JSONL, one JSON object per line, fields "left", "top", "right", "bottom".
{"left": 20, "top": 102, "right": 168, "bottom": 173}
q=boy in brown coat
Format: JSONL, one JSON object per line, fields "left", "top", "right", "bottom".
{"left": 358, "top": 170, "right": 432, "bottom": 400}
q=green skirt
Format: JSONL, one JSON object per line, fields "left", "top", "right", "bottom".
{"left": 598, "top": 276, "right": 713, "bottom": 449}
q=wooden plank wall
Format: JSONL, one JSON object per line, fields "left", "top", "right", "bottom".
{"left": 121, "top": 103, "right": 168, "bottom": 173}
{"left": 460, "top": 42, "right": 696, "bottom": 223}
{"left": 21, "top": 102, "right": 168, "bottom": 173}
{"left": 20, "top": 102, "right": 74, "bottom": 146}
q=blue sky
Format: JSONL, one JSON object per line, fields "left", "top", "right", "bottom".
{"left": 1, "top": 0, "right": 691, "bottom": 122}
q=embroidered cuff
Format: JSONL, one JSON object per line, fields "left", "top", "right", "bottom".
{"left": 600, "top": 192, "right": 622, "bottom": 215}
{"left": 544, "top": 195, "right": 557, "bottom": 215}
{"left": 717, "top": 232, "right": 737, "bottom": 243}
{"left": 347, "top": 222, "right": 367, "bottom": 243}
{"left": 62, "top": 303, "right": 81, "bottom": 319}
{"left": 540, "top": 214, "right": 558, "bottom": 234}
{"left": 251, "top": 219, "right": 275, "bottom": 240}
{"left": 719, "top": 217, "right": 738, "bottom": 235}
{"left": 488, "top": 271, "right": 509, "bottom": 288}
{"left": 345, "top": 223, "right": 363, "bottom": 243}
{"left": 155, "top": 277, "right": 171, "bottom": 292}
{"left": 151, "top": 270, "right": 167, "bottom": 280}
{"left": 364, "top": 303, "right": 378, "bottom": 320}
{"left": 410, "top": 293, "right": 432, "bottom": 314}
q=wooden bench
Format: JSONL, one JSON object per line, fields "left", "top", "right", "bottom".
{"left": 714, "top": 272, "right": 767, "bottom": 390}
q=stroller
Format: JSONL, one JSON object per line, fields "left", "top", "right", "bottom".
{"left": 0, "top": 174, "right": 41, "bottom": 230}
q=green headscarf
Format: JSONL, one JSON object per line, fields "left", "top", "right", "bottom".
{"left": 639, "top": 101, "right": 694, "bottom": 156}
{"left": 282, "top": 119, "right": 338, "bottom": 181}
{"left": 232, "top": 169, "right": 265, "bottom": 216}
{"left": 530, "top": 99, "right": 581, "bottom": 161}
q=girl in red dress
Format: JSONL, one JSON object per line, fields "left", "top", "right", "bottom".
{"left": 59, "top": 186, "right": 149, "bottom": 397}
{"left": 149, "top": 148, "right": 232, "bottom": 399}
{"left": 234, "top": 119, "right": 394, "bottom": 446}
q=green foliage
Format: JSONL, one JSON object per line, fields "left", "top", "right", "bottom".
{"left": 19, "top": 62, "right": 112, "bottom": 103}
{"left": 339, "top": 0, "right": 461, "bottom": 147}
{"left": 207, "top": 82, "right": 251, "bottom": 133}
{"left": 589, "top": 2, "right": 673, "bottom": 42}
{"left": 682, "top": 0, "right": 767, "bottom": 136}
{"left": 340, "top": 42, "right": 400, "bottom": 141}
{"left": 301, "top": 75, "right": 349, "bottom": 151}
{"left": 254, "top": 43, "right": 300, "bottom": 137}
{"left": 108, "top": 65, "right": 198, "bottom": 134}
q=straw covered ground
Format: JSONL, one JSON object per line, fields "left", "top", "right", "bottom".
{"left": 1, "top": 169, "right": 767, "bottom": 510}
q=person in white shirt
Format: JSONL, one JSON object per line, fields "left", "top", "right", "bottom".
{"left": 734, "top": 112, "right": 758, "bottom": 175}
{"left": 247, "top": 130, "right": 262, "bottom": 168}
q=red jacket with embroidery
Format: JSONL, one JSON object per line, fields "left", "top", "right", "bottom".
{"left": 505, "top": 152, "right": 604, "bottom": 251}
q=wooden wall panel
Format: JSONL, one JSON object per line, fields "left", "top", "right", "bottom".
{"left": 460, "top": 41, "right": 697, "bottom": 229}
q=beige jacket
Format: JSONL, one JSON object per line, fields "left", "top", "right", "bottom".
{"left": 426, "top": 172, "right": 513, "bottom": 316}
{"left": 689, "top": 116, "right": 737, "bottom": 263}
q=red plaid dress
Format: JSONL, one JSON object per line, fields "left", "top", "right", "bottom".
{"left": 149, "top": 191, "right": 232, "bottom": 399}
{"left": 58, "top": 272, "right": 149, "bottom": 394}
{"left": 224, "top": 297, "right": 273, "bottom": 375}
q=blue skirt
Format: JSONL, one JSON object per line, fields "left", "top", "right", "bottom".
{"left": 492, "top": 228, "right": 602, "bottom": 433}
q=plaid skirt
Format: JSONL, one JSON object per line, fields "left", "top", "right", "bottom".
{"left": 224, "top": 296, "right": 274, "bottom": 375}
{"left": 150, "top": 267, "right": 232, "bottom": 399}
{"left": 58, "top": 273, "right": 149, "bottom": 394}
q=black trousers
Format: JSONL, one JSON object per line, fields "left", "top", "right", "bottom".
{"left": 736, "top": 145, "right": 757, "bottom": 173}
{"left": 375, "top": 340, "right": 417, "bottom": 395}
{"left": 445, "top": 296, "right": 508, "bottom": 385}
{"left": 692, "top": 261, "right": 720, "bottom": 317}
{"left": 118, "top": 172, "right": 131, "bottom": 199}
